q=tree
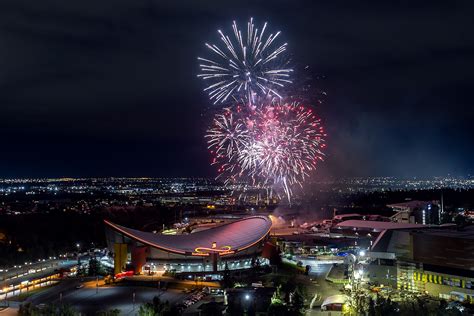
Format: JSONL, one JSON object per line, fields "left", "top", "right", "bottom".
{"left": 199, "top": 301, "right": 225, "bottom": 316}
{"left": 267, "top": 301, "right": 288, "bottom": 316}
{"left": 415, "top": 296, "right": 428, "bottom": 316}
{"left": 454, "top": 214, "right": 467, "bottom": 229}
{"left": 222, "top": 262, "right": 233, "bottom": 288}
{"left": 18, "top": 303, "right": 35, "bottom": 316}
{"left": 374, "top": 294, "right": 384, "bottom": 316}
{"left": 138, "top": 295, "right": 174, "bottom": 316}
{"left": 437, "top": 299, "right": 449, "bottom": 316}
{"left": 19, "top": 303, "right": 78, "bottom": 316}
{"left": 138, "top": 304, "right": 155, "bottom": 316}
{"left": 57, "top": 304, "right": 79, "bottom": 316}
{"left": 381, "top": 297, "right": 397, "bottom": 316}
{"left": 368, "top": 297, "right": 376, "bottom": 316}
{"left": 255, "top": 257, "right": 261, "bottom": 269}
{"left": 88, "top": 257, "right": 103, "bottom": 276}
{"left": 304, "top": 265, "right": 311, "bottom": 275}
{"left": 289, "top": 287, "right": 305, "bottom": 315}
{"left": 76, "top": 264, "right": 87, "bottom": 277}
{"left": 96, "top": 309, "right": 121, "bottom": 316}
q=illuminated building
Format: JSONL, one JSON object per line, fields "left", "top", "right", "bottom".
{"left": 369, "top": 224, "right": 474, "bottom": 303}
{"left": 388, "top": 200, "right": 441, "bottom": 225}
{"left": 104, "top": 216, "right": 272, "bottom": 276}
{"left": 335, "top": 220, "right": 474, "bottom": 303}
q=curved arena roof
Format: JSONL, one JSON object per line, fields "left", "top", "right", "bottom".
{"left": 105, "top": 216, "right": 272, "bottom": 255}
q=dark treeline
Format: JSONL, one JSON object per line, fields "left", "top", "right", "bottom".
{"left": 0, "top": 205, "right": 178, "bottom": 267}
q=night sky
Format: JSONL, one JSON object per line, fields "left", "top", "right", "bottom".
{"left": 0, "top": 0, "right": 473, "bottom": 178}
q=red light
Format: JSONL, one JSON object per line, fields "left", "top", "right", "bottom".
{"left": 115, "top": 270, "right": 134, "bottom": 279}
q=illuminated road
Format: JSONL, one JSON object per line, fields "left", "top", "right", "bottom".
{"left": 0, "top": 259, "right": 64, "bottom": 282}
{"left": 26, "top": 278, "right": 83, "bottom": 305}
{"left": 1, "top": 260, "right": 78, "bottom": 300}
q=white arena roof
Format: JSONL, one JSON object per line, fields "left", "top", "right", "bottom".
{"left": 105, "top": 216, "right": 272, "bottom": 255}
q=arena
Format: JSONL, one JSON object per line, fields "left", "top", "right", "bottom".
{"left": 104, "top": 216, "right": 273, "bottom": 276}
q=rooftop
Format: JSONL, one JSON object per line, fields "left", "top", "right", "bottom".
{"left": 408, "top": 225, "right": 474, "bottom": 239}
{"left": 387, "top": 200, "right": 433, "bottom": 209}
{"left": 105, "top": 216, "right": 272, "bottom": 255}
{"left": 336, "top": 220, "right": 426, "bottom": 231}
{"left": 321, "top": 294, "right": 349, "bottom": 307}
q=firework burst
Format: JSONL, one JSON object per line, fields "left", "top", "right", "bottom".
{"left": 206, "top": 101, "right": 326, "bottom": 202}
{"left": 205, "top": 107, "right": 250, "bottom": 176}
{"left": 253, "top": 103, "right": 325, "bottom": 200}
{"left": 197, "top": 18, "right": 293, "bottom": 105}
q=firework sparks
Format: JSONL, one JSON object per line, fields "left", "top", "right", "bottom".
{"left": 205, "top": 107, "right": 250, "bottom": 176}
{"left": 197, "top": 18, "right": 293, "bottom": 105}
{"left": 206, "top": 102, "right": 326, "bottom": 202}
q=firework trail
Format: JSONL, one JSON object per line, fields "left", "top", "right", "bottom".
{"left": 197, "top": 18, "right": 293, "bottom": 105}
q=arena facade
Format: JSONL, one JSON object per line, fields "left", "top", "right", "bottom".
{"left": 104, "top": 216, "right": 273, "bottom": 276}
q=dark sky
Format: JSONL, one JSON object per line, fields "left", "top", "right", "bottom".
{"left": 0, "top": 0, "right": 473, "bottom": 178}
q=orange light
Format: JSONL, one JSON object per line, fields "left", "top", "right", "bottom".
{"left": 193, "top": 244, "right": 234, "bottom": 256}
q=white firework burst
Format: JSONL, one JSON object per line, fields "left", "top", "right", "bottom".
{"left": 197, "top": 18, "right": 293, "bottom": 105}
{"left": 205, "top": 108, "right": 250, "bottom": 174}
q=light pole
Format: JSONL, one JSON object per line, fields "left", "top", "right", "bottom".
{"left": 4, "top": 289, "right": 8, "bottom": 307}
{"left": 132, "top": 292, "right": 136, "bottom": 310}
{"left": 243, "top": 293, "right": 251, "bottom": 314}
{"left": 76, "top": 243, "right": 81, "bottom": 265}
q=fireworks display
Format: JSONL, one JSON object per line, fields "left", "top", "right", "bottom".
{"left": 197, "top": 18, "right": 293, "bottom": 104}
{"left": 198, "top": 18, "right": 326, "bottom": 203}
{"left": 206, "top": 102, "right": 326, "bottom": 202}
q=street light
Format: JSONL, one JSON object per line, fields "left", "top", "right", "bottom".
{"left": 76, "top": 243, "right": 81, "bottom": 265}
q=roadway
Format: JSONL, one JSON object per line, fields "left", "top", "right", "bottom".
{"left": 13, "top": 276, "right": 191, "bottom": 315}
{"left": 65, "top": 286, "right": 186, "bottom": 315}
{"left": 1, "top": 260, "right": 78, "bottom": 299}
{"left": 127, "top": 275, "right": 220, "bottom": 288}
{"left": 26, "top": 278, "right": 83, "bottom": 305}
{"left": 306, "top": 263, "right": 343, "bottom": 316}
{"left": 0, "top": 259, "right": 64, "bottom": 282}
